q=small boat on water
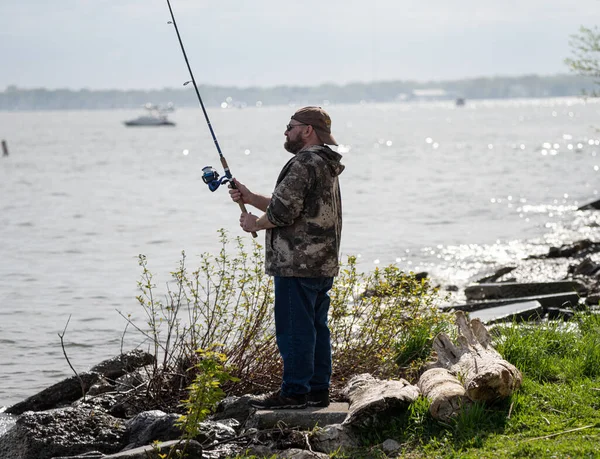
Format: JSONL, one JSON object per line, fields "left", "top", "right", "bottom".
{"left": 124, "top": 103, "right": 175, "bottom": 127}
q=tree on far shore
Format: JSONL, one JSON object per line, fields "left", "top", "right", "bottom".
{"left": 566, "top": 26, "right": 600, "bottom": 96}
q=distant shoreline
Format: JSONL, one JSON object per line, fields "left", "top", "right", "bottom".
{"left": 1, "top": 73, "right": 596, "bottom": 112}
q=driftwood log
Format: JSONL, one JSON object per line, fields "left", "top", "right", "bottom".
{"left": 417, "top": 367, "right": 469, "bottom": 422}
{"left": 343, "top": 374, "right": 420, "bottom": 427}
{"left": 418, "top": 311, "right": 522, "bottom": 420}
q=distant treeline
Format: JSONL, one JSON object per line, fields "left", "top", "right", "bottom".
{"left": 0, "top": 74, "right": 596, "bottom": 111}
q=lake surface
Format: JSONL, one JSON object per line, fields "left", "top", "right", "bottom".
{"left": 1, "top": 98, "right": 600, "bottom": 411}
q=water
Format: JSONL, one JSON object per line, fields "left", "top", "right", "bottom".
{"left": 1, "top": 98, "right": 600, "bottom": 410}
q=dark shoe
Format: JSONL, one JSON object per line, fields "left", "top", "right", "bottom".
{"left": 250, "top": 390, "right": 307, "bottom": 410}
{"left": 307, "top": 389, "right": 330, "bottom": 407}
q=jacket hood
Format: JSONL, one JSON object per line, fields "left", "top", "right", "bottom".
{"left": 301, "top": 145, "right": 345, "bottom": 177}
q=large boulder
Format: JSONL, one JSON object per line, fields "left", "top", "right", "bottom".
{"left": 6, "top": 373, "right": 101, "bottom": 415}
{"left": 6, "top": 351, "right": 155, "bottom": 417}
{"left": 0, "top": 406, "right": 127, "bottom": 459}
{"left": 90, "top": 350, "right": 155, "bottom": 380}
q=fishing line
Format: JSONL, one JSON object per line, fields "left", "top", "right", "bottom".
{"left": 165, "top": 0, "right": 257, "bottom": 238}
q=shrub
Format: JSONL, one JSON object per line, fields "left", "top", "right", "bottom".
{"left": 329, "top": 256, "right": 452, "bottom": 383}
{"left": 124, "top": 230, "right": 449, "bottom": 412}
{"left": 177, "top": 347, "right": 238, "bottom": 434}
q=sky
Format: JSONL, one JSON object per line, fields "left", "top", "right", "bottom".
{"left": 1, "top": 0, "right": 599, "bottom": 90}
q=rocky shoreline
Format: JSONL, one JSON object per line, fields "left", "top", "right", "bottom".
{"left": 441, "top": 237, "right": 600, "bottom": 320}
{"left": 0, "top": 349, "right": 412, "bottom": 459}
{"left": 3, "top": 204, "right": 600, "bottom": 458}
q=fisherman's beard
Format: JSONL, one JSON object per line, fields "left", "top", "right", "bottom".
{"left": 284, "top": 136, "right": 305, "bottom": 154}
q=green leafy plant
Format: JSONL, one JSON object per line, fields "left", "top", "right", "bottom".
{"left": 329, "top": 256, "right": 452, "bottom": 383}
{"left": 565, "top": 25, "right": 600, "bottom": 96}
{"left": 178, "top": 347, "right": 238, "bottom": 435}
{"left": 125, "top": 231, "right": 448, "bottom": 413}
{"left": 120, "top": 230, "right": 277, "bottom": 410}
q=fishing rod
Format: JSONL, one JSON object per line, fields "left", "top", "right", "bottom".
{"left": 165, "top": 0, "right": 258, "bottom": 238}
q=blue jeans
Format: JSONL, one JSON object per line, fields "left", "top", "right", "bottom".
{"left": 274, "top": 276, "right": 334, "bottom": 397}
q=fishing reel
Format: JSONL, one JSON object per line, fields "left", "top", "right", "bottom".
{"left": 202, "top": 166, "right": 231, "bottom": 192}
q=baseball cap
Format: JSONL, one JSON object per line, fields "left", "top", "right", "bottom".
{"left": 291, "top": 106, "right": 338, "bottom": 146}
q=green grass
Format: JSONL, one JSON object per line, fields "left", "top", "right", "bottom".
{"left": 327, "top": 312, "right": 600, "bottom": 459}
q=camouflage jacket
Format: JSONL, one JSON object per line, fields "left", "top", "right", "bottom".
{"left": 265, "top": 145, "right": 344, "bottom": 278}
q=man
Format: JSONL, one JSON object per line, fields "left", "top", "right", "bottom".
{"left": 229, "top": 106, "right": 344, "bottom": 409}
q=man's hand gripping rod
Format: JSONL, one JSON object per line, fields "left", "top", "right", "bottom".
{"left": 219, "top": 158, "right": 258, "bottom": 239}
{"left": 165, "top": 0, "right": 257, "bottom": 238}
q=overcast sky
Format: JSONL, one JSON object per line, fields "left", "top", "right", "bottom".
{"left": 1, "top": 0, "right": 599, "bottom": 90}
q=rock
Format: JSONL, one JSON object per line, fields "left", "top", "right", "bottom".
{"left": 242, "top": 445, "right": 274, "bottom": 458}
{"left": 464, "top": 280, "right": 586, "bottom": 301}
{"left": 0, "top": 406, "right": 127, "bottom": 459}
{"left": 543, "top": 239, "right": 600, "bottom": 259}
{"left": 468, "top": 300, "right": 544, "bottom": 325}
{"left": 446, "top": 291, "right": 581, "bottom": 313}
{"left": 476, "top": 266, "right": 517, "bottom": 283}
{"left": 585, "top": 293, "right": 600, "bottom": 306}
{"left": 548, "top": 246, "right": 561, "bottom": 258}
{"left": 103, "top": 439, "right": 202, "bottom": 458}
{"left": 311, "top": 424, "right": 358, "bottom": 454}
{"left": 414, "top": 272, "right": 428, "bottom": 281}
{"left": 382, "top": 438, "right": 402, "bottom": 454}
{"left": 74, "top": 375, "right": 153, "bottom": 420}
{"left": 569, "top": 258, "right": 600, "bottom": 276}
{"left": 90, "top": 350, "right": 155, "bottom": 381}
{"left": 246, "top": 403, "right": 349, "bottom": 431}
{"left": 212, "top": 395, "right": 254, "bottom": 424}
{"left": 51, "top": 452, "right": 105, "bottom": 459}
{"left": 201, "top": 443, "right": 243, "bottom": 459}
{"left": 0, "top": 411, "right": 16, "bottom": 437}
{"left": 193, "top": 420, "right": 237, "bottom": 445}
{"left": 73, "top": 393, "right": 124, "bottom": 414}
{"left": 276, "top": 448, "right": 329, "bottom": 458}
{"left": 123, "top": 411, "right": 181, "bottom": 450}
{"left": 272, "top": 429, "right": 306, "bottom": 450}
{"left": 214, "top": 418, "right": 240, "bottom": 431}
{"left": 546, "top": 307, "right": 575, "bottom": 320}
{"left": 342, "top": 374, "right": 420, "bottom": 427}
{"left": 72, "top": 390, "right": 157, "bottom": 421}
{"left": 114, "top": 368, "right": 151, "bottom": 393}
{"left": 6, "top": 372, "right": 101, "bottom": 415}
{"left": 578, "top": 198, "right": 600, "bottom": 210}
{"left": 87, "top": 378, "right": 115, "bottom": 397}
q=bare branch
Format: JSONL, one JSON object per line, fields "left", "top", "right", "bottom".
{"left": 58, "top": 315, "right": 86, "bottom": 401}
